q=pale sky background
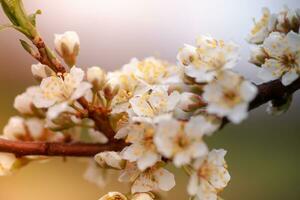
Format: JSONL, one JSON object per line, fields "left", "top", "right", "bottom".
{"left": 0, "top": 0, "right": 299, "bottom": 81}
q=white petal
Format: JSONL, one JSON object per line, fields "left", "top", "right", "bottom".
{"left": 47, "top": 102, "right": 71, "bottom": 120}
{"left": 122, "top": 144, "right": 144, "bottom": 162}
{"left": 89, "top": 129, "right": 108, "bottom": 144}
{"left": 173, "top": 151, "right": 191, "bottom": 167}
{"left": 154, "top": 168, "right": 176, "bottom": 191}
{"left": 287, "top": 31, "right": 300, "bottom": 52}
{"left": 263, "top": 32, "right": 287, "bottom": 57}
{"left": 228, "top": 104, "right": 248, "bottom": 124}
{"left": 281, "top": 71, "right": 299, "bottom": 86}
{"left": 132, "top": 173, "right": 156, "bottom": 193}
{"left": 240, "top": 81, "right": 258, "bottom": 101}
{"left": 70, "top": 82, "right": 92, "bottom": 100}
{"left": 137, "top": 151, "right": 159, "bottom": 171}
{"left": 209, "top": 166, "right": 231, "bottom": 190}
{"left": 25, "top": 118, "right": 44, "bottom": 140}
{"left": 187, "top": 173, "right": 199, "bottom": 196}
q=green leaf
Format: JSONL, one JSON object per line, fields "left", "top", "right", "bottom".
{"left": 0, "top": 0, "right": 20, "bottom": 26}
{"left": 28, "top": 9, "right": 41, "bottom": 26}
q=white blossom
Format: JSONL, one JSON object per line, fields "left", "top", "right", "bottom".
{"left": 187, "top": 149, "right": 230, "bottom": 200}
{"left": 155, "top": 116, "right": 219, "bottom": 167}
{"left": 177, "top": 36, "right": 239, "bottom": 83}
{"left": 122, "top": 57, "right": 181, "bottom": 85}
{"left": 116, "top": 122, "right": 160, "bottom": 171}
{"left": 88, "top": 129, "right": 108, "bottom": 144}
{"left": 25, "top": 118, "right": 44, "bottom": 140}
{"left": 33, "top": 67, "right": 92, "bottom": 108}
{"left": 94, "top": 151, "right": 125, "bottom": 170}
{"left": 276, "top": 6, "right": 300, "bottom": 33}
{"left": 258, "top": 31, "right": 300, "bottom": 86}
{"left": 54, "top": 31, "right": 80, "bottom": 66}
{"left": 129, "top": 85, "right": 180, "bottom": 119}
{"left": 14, "top": 86, "right": 40, "bottom": 115}
{"left": 87, "top": 66, "right": 106, "bottom": 90}
{"left": 247, "top": 7, "right": 277, "bottom": 44}
{"left": 119, "top": 163, "right": 175, "bottom": 194}
{"left": 203, "top": 71, "right": 257, "bottom": 123}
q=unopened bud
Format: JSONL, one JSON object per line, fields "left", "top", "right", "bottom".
{"left": 99, "top": 192, "right": 127, "bottom": 200}
{"left": 87, "top": 66, "right": 106, "bottom": 90}
{"left": 31, "top": 63, "right": 54, "bottom": 81}
{"left": 104, "top": 82, "right": 120, "bottom": 101}
{"left": 94, "top": 151, "right": 125, "bottom": 170}
{"left": 54, "top": 31, "right": 80, "bottom": 67}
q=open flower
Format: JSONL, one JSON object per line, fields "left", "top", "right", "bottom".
{"left": 177, "top": 36, "right": 239, "bottom": 83}
{"left": 33, "top": 67, "right": 92, "bottom": 108}
{"left": 107, "top": 70, "right": 138, "bottom": 113}
{"left": 116, "top": 121, "right": 160, "bottom": 171}
{"left": 129, "top": 85, "right": 180, "bottom": 119}
{"left": 154, "top": 116, "right": 219, "bottom": 167}
{"left": 122, "top": 57, "right": 181, "bottom": 86}
{"left": 119, "top": 163, "right": 175, "bottom": 194}
{"left": 187, "top": 149, "right": 230, "bottom": 200}
{"left": 247, "top": 7, "right": 277, "bottom": 44}
{"left": 203, "top": 71, "right": 257, "bottom": 123}
{"left": 258, "top": 31, "right": 300, "bottom": 86}
{"left": 54, "top": 31, "right": 80, "bottom": 66}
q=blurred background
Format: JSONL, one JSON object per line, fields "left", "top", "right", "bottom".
{"left": 0, "top": 0, "right": 300, "bottom": 199}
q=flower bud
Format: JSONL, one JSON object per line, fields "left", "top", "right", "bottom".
{"left": 99, "top": 192, "right": 127, "bottom": 200}
{"left": 132, "top": 193, "right": 155, "bottom": 200}
{"left": 94, "top": 151, "right": 125, "bottom": 170}
{"left": 103, "top": 82, "right": 120, "bottom": 101}
{"left": 87, "top": 66, "right": 106, "bottom": 90}
{"left": 54, "top": 31, "right": 80, "bottom": 67}
{"left": 31, "top": 63, "right": 54, "bottom": 81}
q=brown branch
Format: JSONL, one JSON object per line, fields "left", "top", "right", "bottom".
{"left": 0, "top": 139, "right": 126, "bottom": 157}
{"left": 0, "top": 78, "right": 299, "bottom": 157}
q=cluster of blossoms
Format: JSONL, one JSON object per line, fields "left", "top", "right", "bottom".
{"left": 2, "top": 2, "right": 298, "bottom": 199}
{"left": 247, "top": 6, "right": 300, "bottom": 115}
{"left": 0, "top": 28, "right": 258, "bottom": 200}
{"left": 248, "top": 7, "right": 300, "bottom": 86}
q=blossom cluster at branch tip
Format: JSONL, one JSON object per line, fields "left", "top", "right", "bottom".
{"left": 248, "top": 7, "right": 300, "bottom": 86}
{"left": 247, "top": 6, "right": 300, "bottom": 114}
